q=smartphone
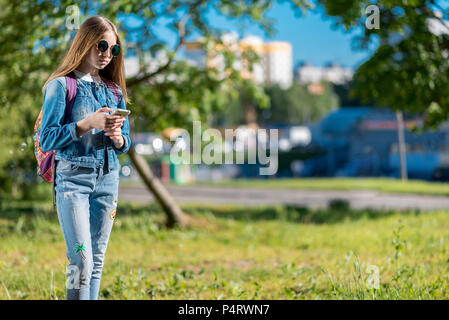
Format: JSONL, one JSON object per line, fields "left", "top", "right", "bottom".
{"left": 111, "top": 108, "right": 131, "bottom": 117}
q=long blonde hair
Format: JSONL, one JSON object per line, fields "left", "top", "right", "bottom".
{"left": 42, "top": 15, "right": 128, "bottom": 103}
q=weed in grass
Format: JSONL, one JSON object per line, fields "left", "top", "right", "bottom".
{"left": 391, "top": 220, "right": 406, "bottom": 262}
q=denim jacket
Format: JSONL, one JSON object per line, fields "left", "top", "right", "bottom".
{"left": 40, "top": 75, "right": 131, "bottom": 171}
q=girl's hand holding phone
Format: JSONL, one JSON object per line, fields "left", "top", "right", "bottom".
{"left": 76, "top": 106, "right": 126, "bottom": 146}
{"left": 104, "top": 113, "right": 125, "bottom": 148}
{"left": 104, "top": 122, "right": 124, "bottom": 146}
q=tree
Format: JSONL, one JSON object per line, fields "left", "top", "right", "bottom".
{"left": 319, "top": 0, "right": 449, "bottom": 130}
{"left": 217, "top": 81, "right": 338, "bottom": 126}
{"left": 332, "top": 80, "right": 373, "bottom": 107}
{"left": 318, "top": 0, "right": 449, "bottom": 180}
{"left": 261, "top": 82, "right": 339, "bottom": 125}
{"left": 0, "top": 0, "right": 314, "bottom": 226}
{"left": 214, "top": 79, "right": 270, "bottom": 126}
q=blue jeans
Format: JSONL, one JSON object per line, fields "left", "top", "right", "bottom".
{"left": 55, "top": 159, "right": 119, "bottom": 300}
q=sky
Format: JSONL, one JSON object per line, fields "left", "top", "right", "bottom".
{"left": 121, "top": 1, "right": 378, "bottom": 71}
{"left": 203, "top": 2, "right": 376, "bottom": 70}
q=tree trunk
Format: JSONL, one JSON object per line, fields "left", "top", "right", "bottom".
{"left": 125, "top": 115, "right": 189, "bottom": 228}
{"left": 244, "top": 102, "right": 258, "bottom": 124}
{"left": 396, "top": 110, "right": 408, "bottom": 181}
{"left": 127, "top": 146, "right": 190, "bottom": 228}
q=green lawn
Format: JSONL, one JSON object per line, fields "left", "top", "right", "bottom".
{"left": 1, "top": 200, "right": 449, "bottom": 299}
{"left": 191, "top": 177, "right": 449, "bottom": 196}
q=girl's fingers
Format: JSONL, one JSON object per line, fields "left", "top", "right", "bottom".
{"left": 106, "top": 115, "right": 122, "bottom": 120}
{"left": 105, "top": 128, "right": 121, "bottom": 136}
{"left": 106, "top": 119, "right": 124, "bottom": 126}
{"left": 108, "top": 122, "right": 125, "bottom": 130}
{"left": 106, "top": 120, "right": 124, "bottom": 129}
{"left": 105, "top": 129, "right": 120, "bottom": 134}
{"left": 110, "top": 117, "right": 123, "bottom": 122}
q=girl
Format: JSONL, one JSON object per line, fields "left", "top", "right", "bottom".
{"left": 40, "top": 16, "right": 131, "bottom": 300}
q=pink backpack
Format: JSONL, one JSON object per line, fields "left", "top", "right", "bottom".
{"left": 33, "top": 71, "right": 120, "bottom": 183}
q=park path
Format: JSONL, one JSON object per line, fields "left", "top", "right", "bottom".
{"left": 118, "top": 184, "right": 449, "bottom": 211}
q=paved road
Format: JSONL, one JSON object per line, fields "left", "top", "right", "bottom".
{"left": 118, "top": 184, "right": 449, "bottom": 211}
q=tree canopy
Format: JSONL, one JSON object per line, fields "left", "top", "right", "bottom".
{"left": 318, "top": 0, "right": 449, "bottom": 130}
{"left": 0, "top": 0, "right": 313, "bottom": 198}
{"left": 1, "top": 0, "right": 447, "bottom": 198}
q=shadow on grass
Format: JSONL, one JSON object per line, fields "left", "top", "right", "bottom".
{"left": 0, "top": 200, "right": 166, "bottom": 234}
{"left": 0, "top": 200, "right": 175, "bottom": 231}
{"left": 0, "top": 198, "right": 425, "bottom": 230}
{"left": 181, "top": 201, "right": 423, "bottom": 224}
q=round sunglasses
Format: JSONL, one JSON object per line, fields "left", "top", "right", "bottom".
{"left": 97, "top": 39, "right": 120, "bottom": 57}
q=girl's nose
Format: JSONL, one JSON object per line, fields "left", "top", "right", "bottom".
{"left": 100, "top": 50, "right": 111, "bottom": 59}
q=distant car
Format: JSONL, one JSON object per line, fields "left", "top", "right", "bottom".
{"left": 432, "top": 167, "right": 449, "bottom": 181}
{"left": 119, "top": 158, "right": 163, "bottom": 179}
{"left": 133, "top": 132, "right": 171, "bottom": 156}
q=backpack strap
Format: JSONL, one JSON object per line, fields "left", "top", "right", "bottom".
{"left": 52, "top": 72, "right": 77, "bottom": 210}
{"left": 64, "top": 73, "right": 120, "bottom": 121}
{"left": 100, "top": 76, "right": 120, "bottom": 104}
{"left": 99, "top": 76, "right": 121, "bottom": 174}
{"left": 65, "top": 71, "right": 77, "bottom": 124}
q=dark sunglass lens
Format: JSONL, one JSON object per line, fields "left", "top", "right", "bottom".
{"left": 111, "top": 44, "right": 120, "bottom": 56}
{"left": 98, "top": 40, "right": 108, "bottom": 52}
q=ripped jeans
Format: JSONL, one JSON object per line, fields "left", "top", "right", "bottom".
{"left": 54, "top": 159, "right": 119, "bottom": 300}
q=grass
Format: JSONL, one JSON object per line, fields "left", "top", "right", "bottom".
{"left": 191, "top": 177, "right": 449, "bottom": 197}
{"left": 1, "top": 200, "right": 449, "bottom": 299}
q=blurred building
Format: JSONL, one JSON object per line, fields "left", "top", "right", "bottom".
{"left": 238, "top": 35, "right": 266, "bottom": 84}
{"left": 184, "top": 33, "right": 293, "bottom": 89}
{"left": 262, "top": 41, "right": 293, "bottom": 89}
{"left": 300, "top": 107, "right": 449, "bottom": 181}
{"left": 295, "top": 61, "right": 353, "bottom": 85}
